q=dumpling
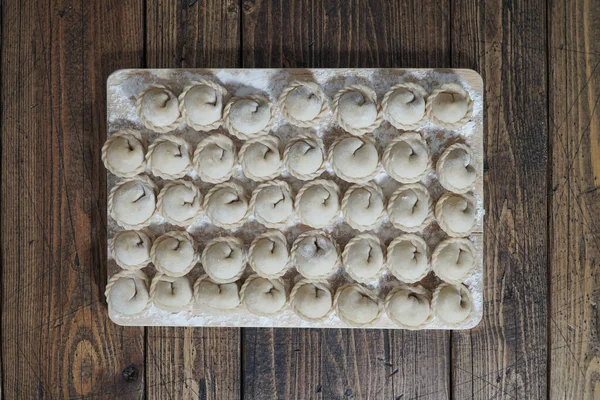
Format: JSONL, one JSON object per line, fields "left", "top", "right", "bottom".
{"left": 283, "top": 135, "right": 326, "bottom": 180}
{"left": 437, "top": 143, "right": 478, "bottom": 193}
{"left": 146, "top": 135, "right": 192, "bottom": 180}
{"left": 194, "top": 275, "right": 240, "bottom": 310}
{"left": 224, "top": 95, "right": 273, "bottom": 140}
{"left": 292, "top": 230, "right": 340, "bottom": 279}
{"left": 427, "top": 83, "right": 473, "bottom": 128}
{"left": 435, "top": 192, "right": 477, "bottom": 237}
{"left": 150, "top": 275, "right": 194, "bottom": 312}
{"left": 295, "top": 180, "right": 340, "bottom": 228}
{"left": 109, "top": 176, "right": 157, "bottom": 229}
{"left": 102, "top": 129, "right": 147, "bottom": 177}
{"left": 387, "top": 234, "right": 430, "bottom": 283}
{"left": 290, "top": 279, "right": 333, "bottom": 322}
{"left": 387, "top": 183, "right": 433, "bottom": 232}
{"left": 136, "top": 85, "right": 182, "bottom": 132}
{"left": 385, "top": 285, "right": 432, "bottom": 329}
{"left": 341, "top": 182, "right": 385, "bottom": 231}
{"left": 250, "top": 180, "right": 294, "bottom": 228}
{"left": 342, "top": 233, "right": 385, "bottom": 283}
{"left": 333, "top": 85, "right": 382, "bottom": 135}
{"left": 111, "top": 230, "right": 153, "bottom": 270}
{"left": 334, "top": 284, "right": 382, "bottom": 327}
{"left": 201, "top": 236, "right": 246, "bottom": 284}
{"left": 179, "top": 80, "right": 227, "bottom": 131}
{"left": 157, "top": 180, "right": 203, "bottom": 226}
{"left": 278, "top": 81, "right": 328, "bottom": 127}
{"left": 151, "top": 231, "right": 197, "bottom": 277}
{"left": 241, "top": 275, "right": 287, "bottom": 316}
{"left": 382, "top": 82, "right": 428, "bottom": 130}
{"left": 203, "top": 182, "right": 249, "bottom": 229}
{"left": 432, "top": 283, "right": 474, "bottom": 325}
{"left": 193, "top": 134, "right": 237, "bottom": 184}
{"left": 248, "top": 231, "right": 289, "bottom": 278}
{"left": 105, "top": 270, "right": 150, "bottom": 315}
{"left": 329, "top": 135, "right": 380, "bottom": 183}
{"left": 382, "top": 132, "right": 432, "bottom": 183}
{"left": 432, "top": 238, "right": 477, "bottom": 284}
{"left": 239, "top": 135, "right": 283, "bottom": 182}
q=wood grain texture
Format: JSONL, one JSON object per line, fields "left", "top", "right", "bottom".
{"left": 549, "top": 0, "right": 600, "bottom": 398}
{"left": 1, "top": 0, "right": 146, "bottom": 398}
{"left": 451, "top": 0, "right": 549, "bottom": 398}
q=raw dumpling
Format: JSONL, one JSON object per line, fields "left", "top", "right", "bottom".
{"left": 193, "top": 133, "right": 237, "bottom": 184}
{"left": 109, "top": 176, "right": 157, "bottom": 229}
{"left": 146, "top": 135, "right": 192, "bottom": 180}
{"left": 432, "top": 283, "right": 474, "bottom": 325}
{"left": 387, "top": 183, "right": 433, "bottom": 232}
{"left": 329, "top": 135, "right": 379, "bottom": 183}
{"left": 387, "top": 234, "right": 430, "bottom": 283}
{"left": 136, "top": 85, "right": 182, "bottom": 132}
{"left": 290, "top": 279, "right": 333, "bottom": 322}
{"left": 151, "top": 231, "right": 197, "bottom": 277}
{"left": 241, "top": 275, "right": 287, "bottom": 316}
{"left": 179, "top": 79, "right": 227, "bottom": 131}
{"left": 437, "top": 143, "right": 478, "bottom": 193}
{"left": 111, "top": 230, "right": 153, "bottom": 270}
{"left": 341, "top": 182, "right": 385, "bottom": 231}
{"left": 201, "top": 236, "right": 246, "bottom": 284}
{"left": 203, "top": 182, "right": 249, "bottom": 228}
{"left": 435, "top": 192, "right": 477, "bottom": 237}
{"left": 157, "top": 180, "right": 203, "bottom": 226}
{"left": 150, "top": 274, "right": 193, "bottom": 311}
{"left": 342, "top": 233, "right": 385, "bottom": 283}
{"left": 248, "top": 231, "right": 289, "bottom": 278}
{"left": 278, "top": 81, "right": 328, "bottom": 127}
{"left": 283, "top": 135, "right": 326, "bottom": 180}
{"left": 432, "top": 238, "right": 477, "bottom": 284}
{"left": 385, "top": 285, "right": 432, "bottom": 329}
{"left": 194, "top": 275, "right": 240, "bottom": 310}
{"left": 334, "top": 284, "right": 382, "bottom": 327}
{"left": 105, "top": 270, "right": 150, "bottom": 315}
{"left": 427, "top": 83, "right": 473, "bottom": 128}
{"left": 382, "top": 132, "right": 431, "bottom": 183}
{"left": 102, "top": 129, "right": 147, "bottom": 177}
{"left": 333, "top": 85, "right": 382, "bottom": 135}
{"left": 250, "top": 180, "right": 294, "bottom": 228}
{"left": 292, "top": 230, "right": 340, "bottom": 279}
{"left": 382, "top": 82, "right": 428, "bottom": 130}
{"left": 295, "top": 180, "right": 340, "bottom": 228}
{"left": 224, "top": 95, "right": 273, "bottom": 140}
{"left": 239, "top": 135, "right": 283, "bottom": 182}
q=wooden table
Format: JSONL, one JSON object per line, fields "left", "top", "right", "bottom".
{"left": 1, "top": 0, "right": 598, "bottom": 399}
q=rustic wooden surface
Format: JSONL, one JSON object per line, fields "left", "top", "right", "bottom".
{"left": 1, "top": 1, "right": 599, "bottom": 399}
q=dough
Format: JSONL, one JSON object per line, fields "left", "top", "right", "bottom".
{"left": 382, "top": 83, "right": 428, "bottom": 129}
{"left": 283, "top": 135, "right": 326, "bottom": 180}
{"left": 193, "top": 133, "right": 237, "bottom": 184}
{"left": 224, "top": 95, "right": 273, "bottom": 140}
{"left": 290, "top": 279, "right": 333, "bottom": 321}
{"left": 342, "top": 233, "right": 385, "bottom": 283}
{"left": 203, "top": 182, "right": 249, "bottom": 228}
{"left": 105, "top": 270, "right": 150, "bottom": 315}
{"left": 278, "top": 81, "right": 328, "bottom": 127}
{"left": 180, "top": 80, "right": 227, "bottom": 130}
{"left": 341, "top": 182, "right": 385, "bottom": 231}
{"left": 292, "top": 230, "right": 340, "bottom": 279}
{"left": 387, "top": 234, "right": 430, "bottom": 283}
{"left": 334, "top": 284, "right": 382, "bottom": 327}
{"left": 239, "top": 135, "right": 283, "bottom": 182}
{"left": 329, "top": 135, "right": 379, "bottom": 183}
{"left": 151, "top": 231, "right": 197, "bottom": 277}
{"left": 382, "top": 132, "right": 431, "bottom": 183}
{"left": 157, "top": 180, "right": 203, "bottom": 226}
{"left": 437, "top": 143, "right": 478, "bottom": 193}
{"left": 387, "top": 183, "right": 433, "bottom": 232}
{"left": 250, "top": 180, "right": 294, "bottom": 228}
{"left": 151, "top": 275, "right": 194, "bottom": 312}
{"left": 295, "top": 180, "right": 340, "bottom": 228}
{"left": 333, "top": 85, "right": 382, "bottom": 135}
{"left": 136, "top": 85, "right": 182, "bottom": 132}
{"left": 146, "top": 134, "right": 192, "bottom": 180}
{"left": 201, "top": 236, "right": 246, "bottom": 284}
{"left": 427, "top": 83, "right": 472, "bottom": 128}
{"left": 111, "top": 230, "right": 153, "bottom": 270}
{"left": 109, "top": 176, "right": 157, "bottom": 229}
{"left": 248, "top": 231, "right": 289, "bottom": 278}
{"left": 385, "top": 285, "right": 432, "bottom": 328}
{"left": 241, "top": 275, "right": 287, "bottom": 316}
{"left": 102, "top": 129, "right": 146, "bottom": 178}
{"left": 432, "top": 283, "right": 474, "bottom": 325}
{"left": 435, "top": 192, "right": 477, "bottom": 237}
{"left": 194, "top": 275, "right": 240, "bottom": 310}
{"left": 432, "top": 238, "right": 477, "bottom": 284}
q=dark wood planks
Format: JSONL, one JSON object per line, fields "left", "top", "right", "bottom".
{"left": 451, "top": 0, "right": 549, "bottom": 398}
{"left": 549, "top": 0, "right": 600, "bottom": 398}
{"left": 1, "top": 0, "right": 146, "bottom": 398}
